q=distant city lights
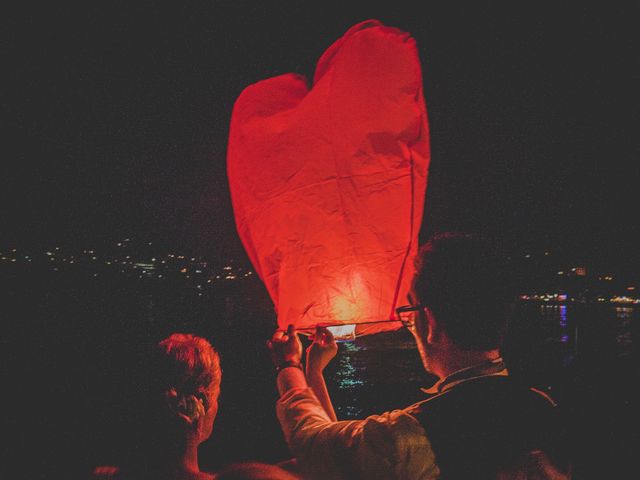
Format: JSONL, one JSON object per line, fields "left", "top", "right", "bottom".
{"left": 1, "top": 242, "right": 637, "bottom": 305}
{"left": 610, "top": 296, "right": 640, "bottom": 304}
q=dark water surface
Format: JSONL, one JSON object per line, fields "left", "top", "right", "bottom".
{"left": 2, "top": 264, "right": 635, "bottom": 479}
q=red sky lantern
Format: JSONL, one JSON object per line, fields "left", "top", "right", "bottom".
{"left": 227, "top": 19, "right": 430, "bottom": 337}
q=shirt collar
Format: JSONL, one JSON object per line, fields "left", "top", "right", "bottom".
{"left": 421, "top": 357, "right": 508, "bottom": 395}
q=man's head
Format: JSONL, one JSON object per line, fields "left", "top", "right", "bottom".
{"left": 409, "top": 233, "right": 512, "bottom": 374}
{"left": 153, "top": 333, "right": 222, "bottom": 445}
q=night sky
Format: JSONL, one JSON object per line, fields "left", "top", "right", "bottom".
{"left": 3, "top": 3, "right": 636, "bottom": 277}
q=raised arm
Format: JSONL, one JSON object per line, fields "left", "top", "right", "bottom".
{"left": 305, "top": 326, "right": 338, "bottom": 421}
{"left": 267, "top": 325, "right": 438, "bottom": 479}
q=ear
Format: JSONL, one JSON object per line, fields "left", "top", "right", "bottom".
{"left": 177, "top": 395, "right": 205, "bottom": 425}
{"left": 165, "top": 388, "right": 205, "bottom": 425}
{"left": 423, "top": 307, "right": 438, "bottom": 344}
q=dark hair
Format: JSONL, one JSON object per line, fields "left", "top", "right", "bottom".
{"left": 413, "top": 232, "right": 513, "bottom": 350}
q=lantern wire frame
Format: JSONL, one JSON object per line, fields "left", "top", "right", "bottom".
{"left": 275, "top": 305, "right": 419, "bottom": 340}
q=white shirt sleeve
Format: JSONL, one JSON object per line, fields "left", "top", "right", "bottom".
{"left": 276, "top": 367, "right": 440, "bottom": 480}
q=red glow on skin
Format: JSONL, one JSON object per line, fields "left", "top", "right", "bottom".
{"left": 228, "top": 20, "right": 430, "bottom": 336}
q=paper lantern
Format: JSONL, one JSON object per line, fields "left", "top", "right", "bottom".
{"left": 227, "top": 19, "right": 430, "bottom": 336}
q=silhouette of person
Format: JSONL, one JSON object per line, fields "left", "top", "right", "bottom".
{"left": 92, "top": 333, "right": 222, "bottom": 480}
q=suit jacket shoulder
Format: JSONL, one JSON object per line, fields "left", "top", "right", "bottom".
{"left": 410, "top": 376, "right": 564, "bottom": 479}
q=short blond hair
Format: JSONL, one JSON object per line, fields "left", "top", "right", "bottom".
{"left": 156, "top": 333, "right": 221, "bottom": 400}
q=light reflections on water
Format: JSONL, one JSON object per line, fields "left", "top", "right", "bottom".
{"left": 334, "top": 341, "right": 365, "bottom": 388}
{"left": 615, "top": 307, "right": 633, "bottom": 358}
{"left": 559, "top": 305, "right": 569, "bottom": 343}
{"left": 326, "top": 329, "right": 433, "bottom": 418}
{"left": 539, "top": 304, "right": 577, "bottom": 351}
{"left": 559, "top": 305, "right": 568, "bottom": 327}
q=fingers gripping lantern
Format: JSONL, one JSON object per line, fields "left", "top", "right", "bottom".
{"left": 227, "top": 20, "right": 430, "bottom": 336}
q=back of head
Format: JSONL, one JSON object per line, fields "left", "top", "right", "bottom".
{"left": 413, "top": 232, "right": 512, "bottom": 350}
{"left": 155, "top": 333, "right": 222, "bottom": 399}
{"left": 117, "top": 333, "right": 222, "bottom": 476}
{"left": 215, "top": 462, "right": 301, "bottom": 480}
{"left": 148, "top": 333, "right": 222, "bottom": 440}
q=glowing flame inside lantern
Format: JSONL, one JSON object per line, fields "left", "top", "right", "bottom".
{"left": 329, "top": 272, "right": 366, "bottom": 322}
{"left": 331, "top": 296, "right": 360, "bottom": 322}
{"left": 324, "top": 273, "right": 364, "bottom": 340}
